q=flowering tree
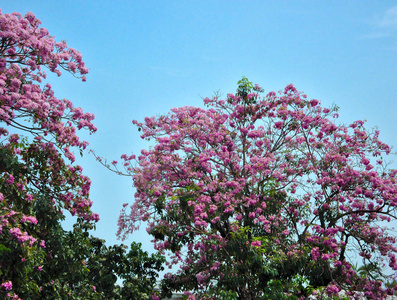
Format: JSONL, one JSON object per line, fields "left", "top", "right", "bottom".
{"left": 0, "top": 10, "right": 98, "bottom": 298}
{"left": 117, "top": 77, "right": 397, "bottom": 299}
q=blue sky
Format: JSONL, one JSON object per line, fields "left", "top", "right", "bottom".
{"left": 2, "top": 1, "right": 396, "bottom": 254}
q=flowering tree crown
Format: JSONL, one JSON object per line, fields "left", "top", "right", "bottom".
{"left": 118, "top": 78, "right": 397, "bottom": 299}
{"left": 0, "top": 10, "right": 98, "bottom": 298}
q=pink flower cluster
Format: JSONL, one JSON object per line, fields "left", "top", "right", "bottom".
{"left": 1, "top": 281, "right": 12, "bottom": 291}
{"left": 9, "top": 227, "right": 36, "bottom": 246}
{"left": 0, "top": 10, "right": 96, "bottom": 147}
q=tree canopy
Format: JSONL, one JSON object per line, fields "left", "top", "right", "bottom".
{"left": 117, "top": 77, "right": 397, "bottom": 299}
{"left": 0, "top": 10, "right": 99, "bottom": 298}
{"left": 0, "top": 10, "right": 165, "bottom": 299}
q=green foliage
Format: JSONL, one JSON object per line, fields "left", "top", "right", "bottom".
{"left": 237, "top": 76, "right": 254, "bottom": 99}
{"left": 236, "top": 76, "right": 263, "bottom": 104}
{"left": 86, "top": 239, "right": 165, "bottom": 299}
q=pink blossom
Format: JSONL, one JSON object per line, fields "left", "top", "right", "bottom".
{"left": 325, "top": 284, "right": 340, "bottom": 295}
{"left": 20, "top": 215, "right": 38, "bottom": 225}
{"left": 196, "top": 271, "right": 209, "bottom": 284}
{"left": 321, "top": 253, "right": 330, "bottom": 260}
{"left": 39, "top": 240, "right": 46, "bottom": 248}
{"left": 1, "top": 281, "right": 12, "bottom": 291}
{"left": 5, "top": 174, "right": 14, "bottom": 185}
{"left": 251, "top": 240, "right": 261, "bottom": 247}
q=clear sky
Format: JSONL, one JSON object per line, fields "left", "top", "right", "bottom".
{"left": 2, "top": 1, "right": 396, "bottom": 254}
